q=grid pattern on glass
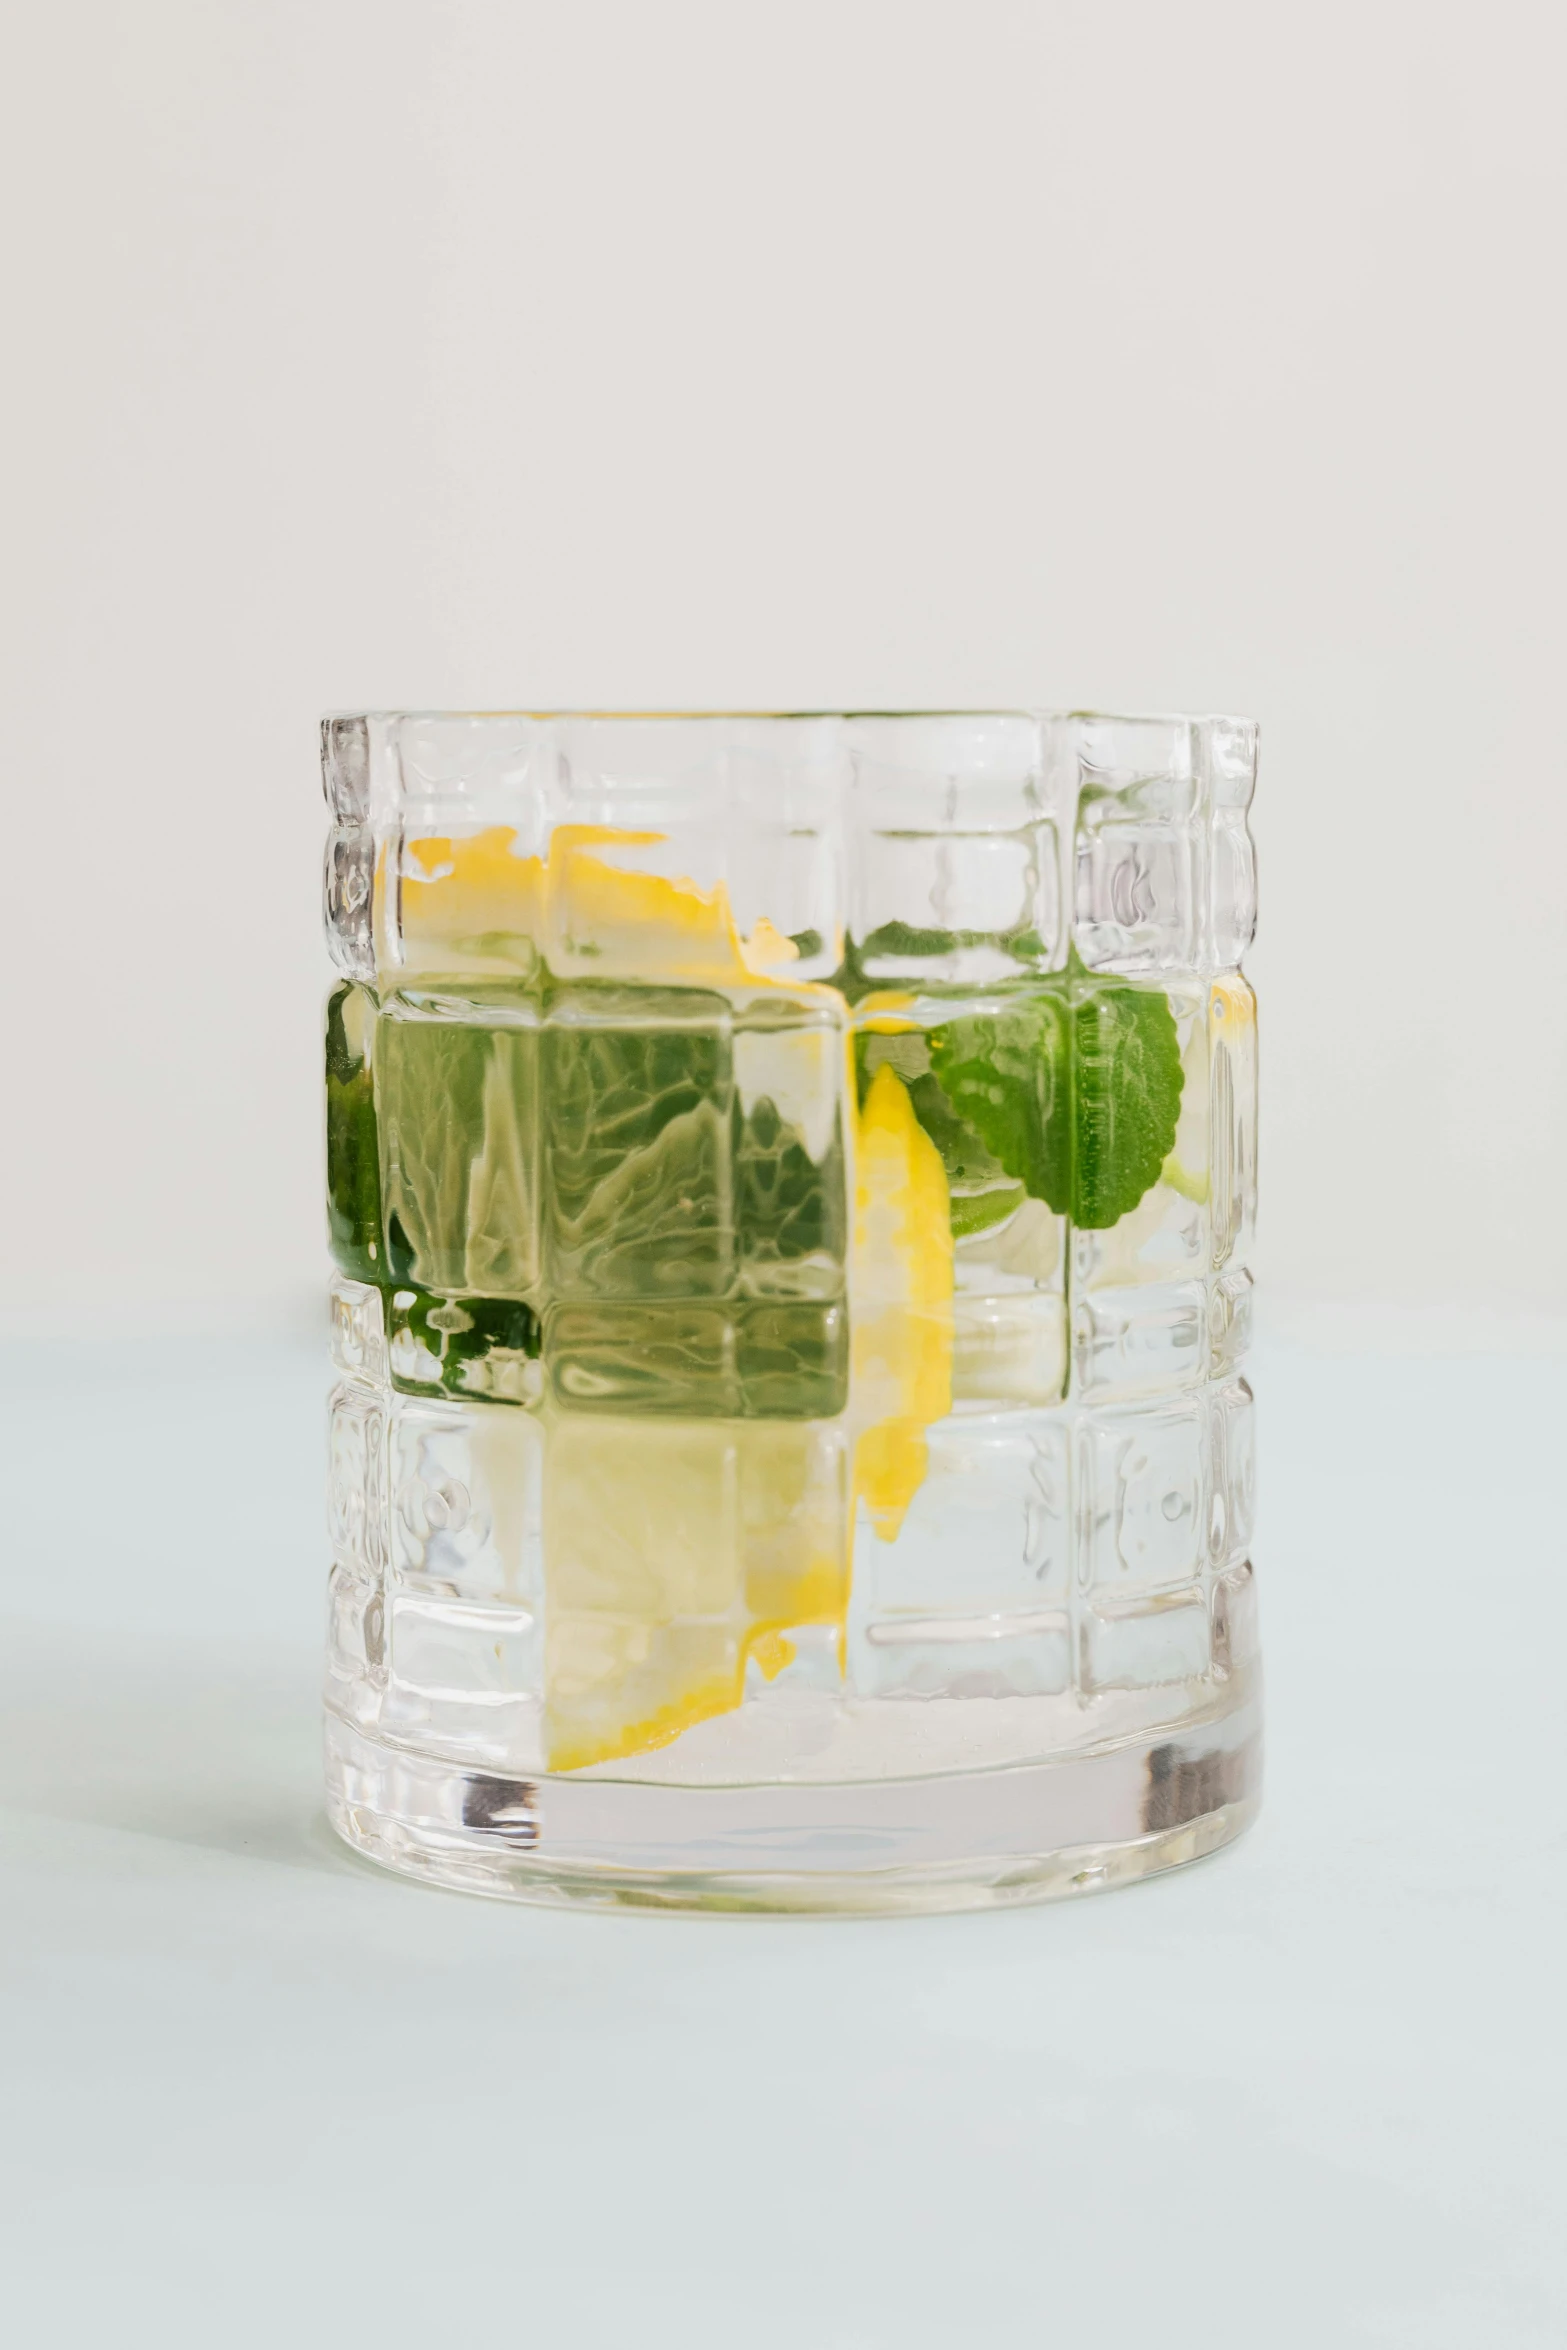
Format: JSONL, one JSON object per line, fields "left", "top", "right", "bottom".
{"left": 329, "top": 1277, "right": 1257, "bottom": 1761}
{"left": 322, "top": 712, "right": 1257, "bottom": 1786}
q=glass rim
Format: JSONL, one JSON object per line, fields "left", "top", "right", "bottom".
{"left": 322, "top": 706, "right": 1259, "bottom": 731}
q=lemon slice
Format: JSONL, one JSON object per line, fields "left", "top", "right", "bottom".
{"left": 541, "top": 1064, "right": 955, "bottom": 1768}
{"left": 384, "top": 823, "right": 799, "bottom": 986}
{"left": 850, "top": 1062, "right": 953, "bottom": 1542}
{"left": 1209, "top": 976, "right": 1256, "bottom": 1031}
{"left": 1163, "top": 979, "right": 1255, "bottom": 1201}
{"left": 542, "top": 1417, "right": 849, "bottom": 1770}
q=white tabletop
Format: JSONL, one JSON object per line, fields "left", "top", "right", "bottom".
{"left": 2, "top": 1326, "right": 1562, "bottom": 2348}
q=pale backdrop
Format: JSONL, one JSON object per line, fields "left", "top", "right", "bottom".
{"left": 4, "top": 0, "right": 1564, "bottom": 1333}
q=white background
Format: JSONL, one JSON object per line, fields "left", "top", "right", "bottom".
{"left": 3, "top": 0, "right": 1565, "bottom": 1334}
{"left": 4, "top": 13, "right": 1567, "bottom": 2343}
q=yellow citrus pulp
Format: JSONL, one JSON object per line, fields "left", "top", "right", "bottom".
{"left": 1161, "top": 978, "right": 1258, "bottom": 1203}
{"left": 849, "top": 1061, "right": 953, "bottom": 1542}
{"left": 384, "top": 823, "right": 804, "bottom": 986}
{"left": 1209, "top": 976, "right": 1256, "bottom": 1031}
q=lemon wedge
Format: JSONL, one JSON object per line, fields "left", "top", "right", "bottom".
{"left": 541, "top": 1417, "right": 849, "bottom": 1770}
{"left": 1162, "top": 979, "right": 1255, "bottom": 1201}
{"left": 384, "top": 823, "right": 798, "bottom": 986}
{"left": 850, "top": 1062, "right": 953, "bottom": 1542}
{"left": 540, "top": 1065, "right": 955, "bottom": 1769}
{"left": 1209, "top": 976, "right": 1256, "bottom": 1031}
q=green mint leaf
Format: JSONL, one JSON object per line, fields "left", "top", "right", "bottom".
{"left": 1063, "top": 977, "right": 1185, "bottom": 1227}
{"left": 858, "top": 918, "right": 957, "bottom": 960}
{"left": 325, "top": 983, "right": 385, "bottom": 1281}
{"left": 948, "top": 1181, "right": 1028, "bottom": 1240}
{"left": 926, "top": 994, "right": 1070, "bottom": 1210}
{"left": 925, "top": 976, "right": 1183, "bottom": 1231}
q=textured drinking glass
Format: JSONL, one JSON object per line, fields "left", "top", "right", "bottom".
{"left": 322, "top": 712, "right": 1260, "bottom": 1911}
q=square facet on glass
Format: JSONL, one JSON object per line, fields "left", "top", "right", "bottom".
{"left": 321, "top": 709, "right": 1260, "bottom": 1914}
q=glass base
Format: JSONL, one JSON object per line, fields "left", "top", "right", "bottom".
{"left": 323, "top": 1685, "right": 1261, "bottom": 1916}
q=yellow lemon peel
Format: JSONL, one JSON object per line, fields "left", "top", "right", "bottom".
{"left": 1209, "top": 976, "right": 1256, "bottom": 1030}
{"left": 546, "top": 1665, "right": 746, "bottom": 1776}
{"left": 850, "top": 1063, "right": 954, "bottom": 1542}
{"left": 383, "top": 822, "right": 806, "bottom": 986}
{"left": 541, "top": 1420, "right": 851, "bottom": 1772}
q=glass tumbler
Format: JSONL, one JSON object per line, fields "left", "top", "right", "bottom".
{"left": 321, "top": 711, "right": 1260, "bottom": 1912}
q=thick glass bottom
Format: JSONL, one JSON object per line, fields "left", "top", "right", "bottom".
{"left": 323, "top": 1684, "right": 1261, "bottom": 1915}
